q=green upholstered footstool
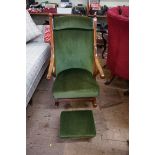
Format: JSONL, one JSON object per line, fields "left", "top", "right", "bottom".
{"left": 60, "top": 110, "right": 96, "bottom": 138}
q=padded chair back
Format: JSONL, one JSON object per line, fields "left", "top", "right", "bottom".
{"left": 107, "top": 6, "right": 129, "bottom": 80}
{"left": 53, "top": 16, "right": 94, "bottom": 75}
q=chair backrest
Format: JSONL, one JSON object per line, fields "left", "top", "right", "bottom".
{"left": 53, "top": 16, "right": 94, "bottom": 76}
{"left": 107, "top": 6, "right": 129, "bottom": 80}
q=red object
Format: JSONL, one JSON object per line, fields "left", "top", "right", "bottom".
{"left": 27, "top": 8, "right": 42, "bottom": 13}
{"left": 44, "top": 25, "right": 51, "bottom": 43}
{"left": 107, "top": 6, "right": 129, "bottom": 80}
{"left": 121, "top": 6, "right": 129, "bottom": 17}
{"left": 90, "top": 3, "right": 101, "bottom": 10}
{"left": 42, "top": 7, "right": 57, "bottom": 13}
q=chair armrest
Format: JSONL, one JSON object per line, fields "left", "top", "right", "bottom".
{"left": 47, "top": 15, "right": 55, "bottom": 80}
{"left": 94, "top": 52, "right": 105, "bottom": 79}
{"left": 47, "top": 52, "right": 54, "bottom": 80}
{"left": 93, "top": 16, "right": 104, "bottom": 79}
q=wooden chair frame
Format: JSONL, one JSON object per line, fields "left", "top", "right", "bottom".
{"left": 47, "top": 14, "right": 104, "bottom": 107}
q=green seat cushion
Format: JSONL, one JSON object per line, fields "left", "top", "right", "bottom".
{"left": 60, "top": 110, "right": 96, "bottom": 138}
{"left": 52, "top": 68, "right": 99, "bottom": 99}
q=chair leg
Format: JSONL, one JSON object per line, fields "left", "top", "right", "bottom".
{"left": 102, "top": 38, "right": 107, "bottom": 59}
{"left": 55, "top": 101, "right": 59, "bottom": 106}
{"left": 127, "top": 139, "right": 129, "bottom": 145}
{"left": 104, "top": 75, "right": 115, "bottom": 85}
{"left": 92, "top": 98, "right": 97, "bottom": 108}
{"left": 124, "top": 90, "right": 129, "bottom": 96}
{"left": 101, "top": 32, "right": 107, "bottom": 59}
{"left": 29, "top": 98, "right": 33, "bottom": 106}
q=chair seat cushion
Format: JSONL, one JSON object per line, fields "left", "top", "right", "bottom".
{"left": 52, "top": 68, "right": 99, "bottom": 99}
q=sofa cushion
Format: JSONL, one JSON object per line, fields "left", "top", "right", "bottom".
{"left": 121, "top": 6, "right": 129, "bottom": 17}
{"left": 26, "top": 42, "right": 50, "bottom": 104}
{"left": 107, "top": 6, "right": 129, "bottom": 21}
{"left": 26, "top": 10, "right": 41, "bottom": 42}
{"left": 32, "top": 25, "right": 44, "bottom": 42}
{"left": 52, "top": 68, "right": 99, "bottom": 99}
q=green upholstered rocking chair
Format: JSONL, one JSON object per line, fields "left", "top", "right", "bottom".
{"left": 47, "top": 15, "right": 104, "bottom": 107}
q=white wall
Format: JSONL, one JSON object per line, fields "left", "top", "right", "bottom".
{"left": 35, "top": 0, "right": 129, "bottom": 7}
{"left": 100, "top": 0, "right": 129, "bottom": 7}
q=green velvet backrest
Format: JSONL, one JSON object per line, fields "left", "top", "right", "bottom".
{"left": 53, "top": 16, "right": 94, "bottom": 75}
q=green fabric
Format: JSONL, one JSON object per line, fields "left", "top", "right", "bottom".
{"left": 54, "top": 29, "right": 94, "bottom": 75}
{"left": 52, "top": 69, "right": 99, "bottom": 99}
{"left": 54, "top": 16, "right": 93, "bottom": 30}
{"left": 53, "top": 16, "right": 94, "bottom": 75}
{"left": 52, "top": 16, "right": 98, "bottom": 100}
{"left": 60, "top": 110, "right": 96, "bottom": 138}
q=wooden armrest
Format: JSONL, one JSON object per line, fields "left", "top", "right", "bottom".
{"left": 93, "top": 16, "right": 104, "bottom": 79}
{"left": 95, "top": 53, "right": 105, "bottom": 79}
{"left": 47, "top": 15, "right": 55, "bottom": 80}
{"left": 47, "top": 53, "right": 54, "bottom": 80}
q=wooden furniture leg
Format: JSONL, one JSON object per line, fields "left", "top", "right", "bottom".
{"left": 104, "top": 75, "right": 115, "bottom": 85}
{"left": 54, "top": 98, "right": 97, "bottom": 108}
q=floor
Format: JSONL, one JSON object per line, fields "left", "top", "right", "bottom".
{"left": 26, "top": 48, "right": 129, "bottom": 155}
